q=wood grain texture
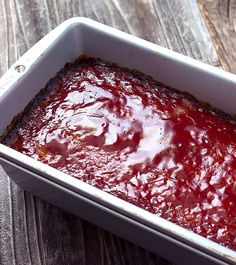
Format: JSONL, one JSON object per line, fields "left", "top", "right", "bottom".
{"left": 0, "top": 1, "right": 219, "bottom": 265}
{"left": 199, "top": 0, "right": 236, "bottom": 73}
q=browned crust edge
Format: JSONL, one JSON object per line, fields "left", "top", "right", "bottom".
{"left": 1, "top": 55, "right": 236, "bottom": 144}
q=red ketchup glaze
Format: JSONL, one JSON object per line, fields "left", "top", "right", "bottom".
{"left": 6, "top": 58, "right": 236, "bottom": 250}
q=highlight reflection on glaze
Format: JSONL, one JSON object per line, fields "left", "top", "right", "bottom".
{"left": 7, "top": 58, "right": 236, "bottom": 250}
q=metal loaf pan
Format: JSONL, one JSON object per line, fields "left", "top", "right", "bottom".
{"left": 0, "top": 18, "right": 236, "bottom": 265}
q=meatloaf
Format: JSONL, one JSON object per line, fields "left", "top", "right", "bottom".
{"left": 2, "top": 57, "right": 236, "bottom": 250}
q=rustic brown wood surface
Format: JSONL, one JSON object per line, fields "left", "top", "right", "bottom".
{"left": 199, "top": 0, "right": 236, "bottom": 73}
{"left": 0, "top": 0, "right": 234, "bottom": 264}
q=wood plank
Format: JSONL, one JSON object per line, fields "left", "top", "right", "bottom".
{"left": 199, "top": 0, "right": 236, "bottom": 73}
{"left": 0, "top": 1, "right": 219, "bottom": 264}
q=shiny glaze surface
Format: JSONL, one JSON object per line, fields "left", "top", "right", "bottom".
{"left": 6, "top": 58, "right": 236, "bottom": 250}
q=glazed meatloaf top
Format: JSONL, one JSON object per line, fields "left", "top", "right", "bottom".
{"left": 2, "top": 57, "right": 236, "bottom": 250}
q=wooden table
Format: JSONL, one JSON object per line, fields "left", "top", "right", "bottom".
{"left": 0, "top": 1, "right": 236, "bottom": 264}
